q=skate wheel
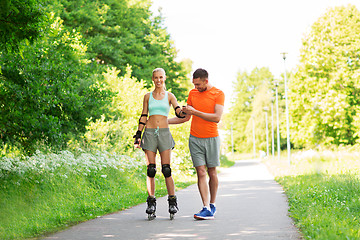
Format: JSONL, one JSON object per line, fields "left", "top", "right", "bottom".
{"left": 170, "top": 213, "right": 174, "bottom": 220}
{"left": 148, "top": 213, "right": 156, "bottom": 221}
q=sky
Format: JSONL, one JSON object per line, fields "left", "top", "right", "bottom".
{"left": 150, "top": 0, "right": 360, "bottom": 111}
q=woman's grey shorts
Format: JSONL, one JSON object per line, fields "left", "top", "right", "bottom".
{"left": 189, "top": 134, "right": 220, "bottom": 168}
{"left": 141, "top": 128, "right": 175, "bottom": 153}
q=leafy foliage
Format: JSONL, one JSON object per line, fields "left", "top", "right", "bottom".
{"left": 83, "top": 66, "right": 147, "bottom": 153}
{"left": 226, "top": 5, "right": 360, "bottom": 152}
{"left": 224, "top": 67, "right": 279, "bottom": 153}
{"left": 0, "top": 0, "right": 47, "bottom": 52}
{"left": 0, "top": 15, "right": 109, "bottom": 153}
{"left": 290, "top": 4, "right": 360, "bottom": 147}
{"left": 47, "top": 0, "right": 188, "bottom": 100}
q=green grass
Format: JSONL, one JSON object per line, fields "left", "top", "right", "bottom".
{"left": 220, "top": 154, "right": 235, "bottom": 168}
{"left": 0, "top": 150, "right": 232, "bottom": 240}
{"left": 0, "top": 151, "right": 196, "bottom": 240}
{"left": 278, "top": 173, "right": 360, "bottom": 239}
{"left": 0, "top": 167, "right": 149, "bottom": 239}
{"left": 264, "top": 149, "right": 360, "bottom": 239}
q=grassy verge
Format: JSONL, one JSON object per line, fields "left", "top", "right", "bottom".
{"left": 219, "top": 154, "right": 235, "bottom": 168}
{"left": 0, "top": 150, "right": 196, "bottom": 240}
{"left": 264, "top": 149, "right": 360, "bottom": 239}
{"left": 0, "top": 150, "right": 234, "bottom": 239}
{"left": 1, "top": 168, "right": 148, "bottom": 239}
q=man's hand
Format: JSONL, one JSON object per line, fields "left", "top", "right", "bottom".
{"left": 182, "top": 105, "right": 196, "bottom": 115}
{"left": 183, "top": 104, "right": 224, "bottom": 123}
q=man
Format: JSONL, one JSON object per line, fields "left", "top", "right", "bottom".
{"left": 169, "top": 68, "right": 225, "bottom": 220}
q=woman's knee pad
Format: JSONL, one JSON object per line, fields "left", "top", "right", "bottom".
{"left": 147, "top": 164, "right": 156, "bottom": 178}
{"left": 161, "top": 164, "right": 172, "bottom": 178}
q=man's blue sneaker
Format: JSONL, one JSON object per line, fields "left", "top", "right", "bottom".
{"left": 194, "top": 207, "right": 214, "bottom": 220}
{"left": 210, "top": 203, "right": 216, "bottom": 215}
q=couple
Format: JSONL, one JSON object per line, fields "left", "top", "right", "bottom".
{"left": 133, "top": 67, "right": 225, "bottom": 220}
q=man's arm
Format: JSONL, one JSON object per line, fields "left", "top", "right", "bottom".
{"left": 183, "top": 104, "right": 224, "bottom": 123}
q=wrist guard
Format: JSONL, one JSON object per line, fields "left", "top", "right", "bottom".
{"left": 174, "top": 106, "right": 185, "bottom": 118}
{"left": 133, "top": 130, "right": 142, "bottom": 144}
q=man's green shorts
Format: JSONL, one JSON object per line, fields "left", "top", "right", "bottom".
{"left": 141, "top": 128, "right": 175, "bottom": 153}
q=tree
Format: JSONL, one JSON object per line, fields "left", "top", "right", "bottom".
{"left": 290, "top": 4, "right": 360, "bottom": 147}
{"left": 0, "top": 16, "right": 109, "bottom": 152}
{"left": 0, "top": 0, "right": 47, "bottom": 52}
{"left": 224, "top": 67, "right": 275, "bottom": 153}
{"left": 47, "top": 0, "right": 188, "bottom": 100}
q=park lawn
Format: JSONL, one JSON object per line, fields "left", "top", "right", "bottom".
{"left": 265, "top": 150, "right": 360, "bottom": 239}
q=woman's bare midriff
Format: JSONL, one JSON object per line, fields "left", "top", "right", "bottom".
{"left": 146, "top": 115, "right": 169, "bottom": 128}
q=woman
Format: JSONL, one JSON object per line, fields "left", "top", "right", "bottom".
{"left": 133, "top": 68, "right": 186, "bottom": 220}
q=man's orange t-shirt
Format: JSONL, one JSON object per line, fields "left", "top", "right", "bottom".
{"left": 187, "top": 87, "right": 225, "bottom": 138}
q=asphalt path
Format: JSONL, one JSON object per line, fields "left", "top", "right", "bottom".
{"left": 42, "top": 159, "right": 301, "bottom": 240}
